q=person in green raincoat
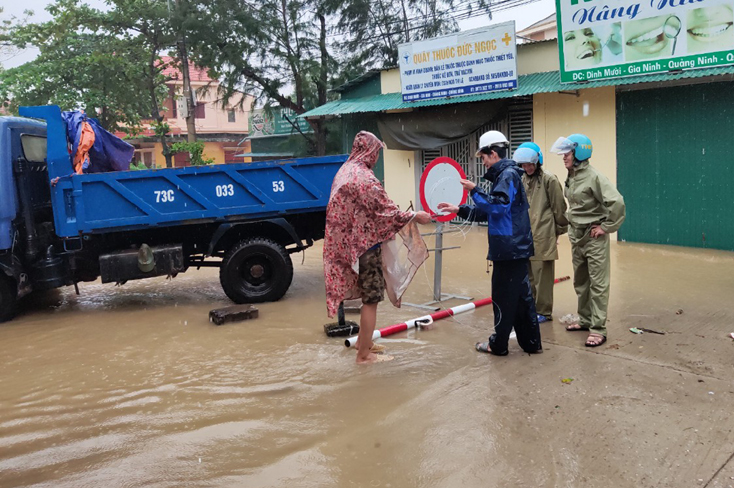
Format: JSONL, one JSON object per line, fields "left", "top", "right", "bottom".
{"left": 515, "top": 143, "right": 568, "bottom": 324}
{"left": 551, "top": 134, "right": 625, "bottom": 347}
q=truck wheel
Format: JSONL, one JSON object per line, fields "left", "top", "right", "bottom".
{"left": 0, "top": 276, "right": 17, "bottom": 323}
{"left": 220, "top": 238, "right": 293, "bottom": 303}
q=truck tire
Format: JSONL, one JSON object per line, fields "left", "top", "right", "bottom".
{"left": 220, "top": 238, "right": 293, "bottom": 303}
{"left": 0, "top": 276, "right": 17, "bottom": 323}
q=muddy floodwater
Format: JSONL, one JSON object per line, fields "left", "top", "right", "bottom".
{"left": 1, "top": 225, "right": 734, "bottom": 487}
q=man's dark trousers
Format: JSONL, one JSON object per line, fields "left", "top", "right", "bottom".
{"left": 489, "top": 258, "right": 542, "bottom": 354}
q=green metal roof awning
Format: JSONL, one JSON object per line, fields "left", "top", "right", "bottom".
{"left": 300, "top": 66, "right": 734, "bottom": 118}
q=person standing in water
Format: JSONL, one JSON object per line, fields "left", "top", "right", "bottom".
{"left": 438, "top": 131, "right": 542, "bottom": 356}
{"left": 323, "top": 131, "right": 431, "bottom": 364}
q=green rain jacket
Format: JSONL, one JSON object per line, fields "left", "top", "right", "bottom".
{"left": 564, "top": 160, "right": 626, "bottom": 234}
{"left": 523, "top": 168, "right": 568, "bottom": 261}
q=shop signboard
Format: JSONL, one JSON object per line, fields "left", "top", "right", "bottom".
{"left": 249, "top": 108, "right": 312, "bottom": 138}
{"left": 398, "top": 23, "right": 518, "bottom": 102}
{"left": 557, "top": 0, "right": 734, "bottom": 82}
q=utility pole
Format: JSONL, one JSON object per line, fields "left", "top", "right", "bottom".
{"left": 170, "top": 0, "right": 197, "bottom": 142}
{"left": 177, "top": 36, "right": 197, "bottom": 142}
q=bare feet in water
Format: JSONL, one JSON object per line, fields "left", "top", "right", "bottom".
{"left": 356, "top": 352, "right": 394, "bottom": 364}
{"left": 354, "top": 342, "right": 386, "bottom": 354}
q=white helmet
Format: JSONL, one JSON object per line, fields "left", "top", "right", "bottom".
{"left": 476, "top": 130, "right": 509, "bottom": 157}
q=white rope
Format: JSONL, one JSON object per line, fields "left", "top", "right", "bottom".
{"left": 421, "top": 174, "right": 501, "bottom": 332}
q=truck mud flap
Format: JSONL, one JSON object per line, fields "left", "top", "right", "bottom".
{"left": 99, "top": 244, "right": 185, "bottom": 284}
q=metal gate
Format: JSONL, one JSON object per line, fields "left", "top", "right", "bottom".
{"left": 617, "top": 82, "right": 734, "bottom": 251}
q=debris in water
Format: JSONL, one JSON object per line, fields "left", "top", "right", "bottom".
{"left": 608, "top": 344, "right": 620, "bottom": 350}
{"left": 730, "top": 332, "right": 734, "bottom": 340}
{"left": 324, "top": 320, "right": 359, "bottom": 337}
{"left": 561, "top": 378, "right": 574, "bottom": 384}
{"left": 559, "top": 314, "right": 580, "bottom": 325}
{"left": 209, "top": 305, "right": 259, "bottom": 325}
{"left": 676, "top": 309, "right": 684, "bottom": 315}
{"left": 708, "top": 392, "right": 714, "bottom": 395}
{"left": 639, "top": 327, "right": 665, "bottom": 335}
{"left": 629, "top": 327, "right": 643, "bottom": 334}
{"left": 342, "top": 299, "right": 363, "bottom": 314}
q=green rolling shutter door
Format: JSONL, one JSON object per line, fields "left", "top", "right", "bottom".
{"left": 617, "top": 82, "right": 734, "bottom": 251}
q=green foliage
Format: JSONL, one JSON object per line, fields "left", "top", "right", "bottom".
{"left": 129, "top": 160, "right": 149, "bottom": 171}
{"left": 332, "top": 0, "right": 479, "bottom": 69}
{"left": 153, "top": 121, "right": 170, "bottom": 138}
{"left": 0, "top": 0, "right": 176, "bottom": 132}
{"left": 170, "top": 141, "right": 214, "bottom": 166}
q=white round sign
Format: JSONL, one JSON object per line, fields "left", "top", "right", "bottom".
{"left": 419, "top": 157, "right": 467, "bottom": 222}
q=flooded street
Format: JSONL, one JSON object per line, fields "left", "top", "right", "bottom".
{"left": 1, "top": 225, "right": 734, "bottom": 488}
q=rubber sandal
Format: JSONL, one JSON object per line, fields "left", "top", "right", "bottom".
{"left": 585, "top": 334, "right": 607, "bottom": 347}
{"left": 566, "top": 324, "right": 590, "bottom": 332}
{"left": 537, "top": 315, "right": 550, "bottom": 324}
{"left": 370, "top": 343, "right": 386, "bottom": 354}
{"left": 475, "top": 341, "right": 508, "bottom": 356}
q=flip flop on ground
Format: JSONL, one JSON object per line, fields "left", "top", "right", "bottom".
{"left": 585, "top": 333, "right": 607, "bottom": 347}
{"left": 566, "top": 324, "right": 590, "bottom": 332}
{"left": 475, "top": 341, "right": 508, "bottom": 356}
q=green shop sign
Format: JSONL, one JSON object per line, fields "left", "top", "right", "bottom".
{"left": 249, "top": 108, "right": 312, "bottom": 138}
{"left": 556, "top": 0, "right": 734, "bottom": 83}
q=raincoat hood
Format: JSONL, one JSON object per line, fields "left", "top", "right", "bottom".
{"left": 347, "top": 130, "right": 384, "bottom": 170}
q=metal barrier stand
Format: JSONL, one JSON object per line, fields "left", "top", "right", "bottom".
{"left": 403, "top": 222, "right": 473, "bottom": 311}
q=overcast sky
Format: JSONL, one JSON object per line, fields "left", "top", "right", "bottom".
{"left": 1, "top": 0, "right": 556, "bottom": 69}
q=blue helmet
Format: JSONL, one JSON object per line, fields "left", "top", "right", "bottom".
{"left": 518, "top": 142, "right": 543, "bottom": 165}
{"left": 567, "top": 134, "right": 593, "bottom": 161}
{"left": 513, "top": 147, "right": 539, "bottom": 166}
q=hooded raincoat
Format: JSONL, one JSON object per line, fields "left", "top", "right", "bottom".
{"left": 323, "top": 131, "right": 428, "bottom": 318}
{"left": 522, "top": 167, "right": 568, "bottom": 261}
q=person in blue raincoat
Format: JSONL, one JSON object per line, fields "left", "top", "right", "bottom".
{"left": 438, "top": 131, "right": 542, "bottom": 356}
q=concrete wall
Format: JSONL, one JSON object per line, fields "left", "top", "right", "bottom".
{"left": 150, "top": 141, "right": 240, "bottom": 168}
{"left": 517, "top": 41, "right": 560, "bottom": 75}
{"left": 381, "top": 70, "right": 417, "bottom": 208}
{"left": 532, "top": 86, "right": 617, "bottom": 186}
{"left": 381, "top": 69, "right": 402, "bottom": 94}
{"left": 165, "top": 81, "right": 251, "bottom": 135}
{"left": 382, "top": 149, "right": 417, "bottom": 211}
{"left": 203, "top": 142, "right": 225, "bottom": 165}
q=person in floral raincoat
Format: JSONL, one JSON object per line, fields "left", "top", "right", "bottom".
{"left": 324, "top": 131, "right": 431, "bottom": 364}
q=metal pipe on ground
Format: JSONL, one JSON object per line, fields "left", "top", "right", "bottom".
{"left": 344, "top": 297, "right": 494, "bottom": 348}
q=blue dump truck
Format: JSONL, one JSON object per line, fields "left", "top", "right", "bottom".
{"left": 0, "top": 105, "right": 346, "bottom": 322}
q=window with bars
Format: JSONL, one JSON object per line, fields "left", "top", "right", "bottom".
{"left": 228, "top": 109, "right": 236, "bottom": 123}
{"left": 509, "top": 105, "right": 533, "bottom": 153}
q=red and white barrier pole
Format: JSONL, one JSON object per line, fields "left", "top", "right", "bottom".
{"left": 344, "top": 297, "right": 493, "bottom": 348}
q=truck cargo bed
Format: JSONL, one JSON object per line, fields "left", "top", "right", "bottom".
{"left": 18, "top": 105, "right": 346, "bottom": 238}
